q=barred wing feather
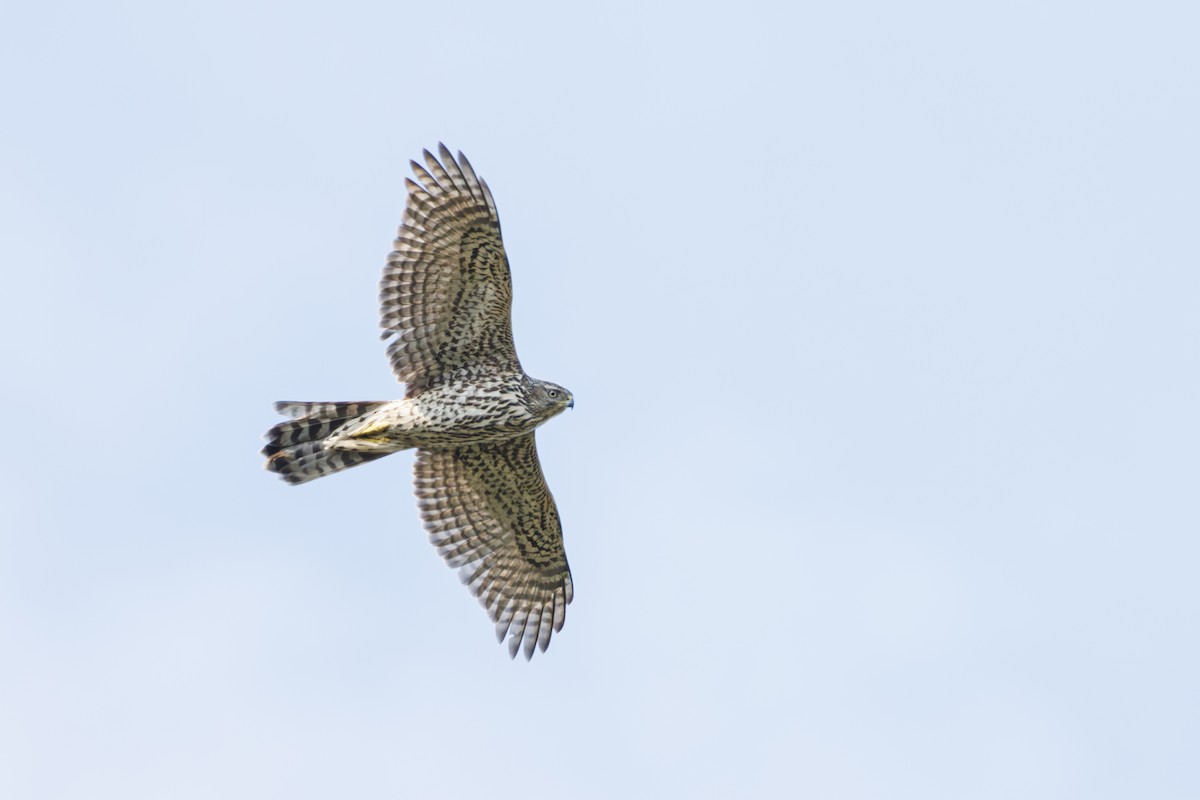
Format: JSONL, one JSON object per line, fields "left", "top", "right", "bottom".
{"left": 413, "top": 434, "right": 573, "bottom": 659}
{"left": 381, "top": 144, "right": 521, "bottom": 392}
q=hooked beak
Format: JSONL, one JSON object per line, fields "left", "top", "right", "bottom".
{"left": 568, "top": 396, "right": 575, "bottom": 409}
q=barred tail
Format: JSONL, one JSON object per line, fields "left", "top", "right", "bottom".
{"left": 263, "top": 401, "right": 390, "bottom": 484}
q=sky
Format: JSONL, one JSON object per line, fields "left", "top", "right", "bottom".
{"left": 2, "top": 1, "right": 1198, "bottom": 797}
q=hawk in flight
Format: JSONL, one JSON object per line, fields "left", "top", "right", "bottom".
{"left": 263, "top": 145, "right": 575, "bottom": 659}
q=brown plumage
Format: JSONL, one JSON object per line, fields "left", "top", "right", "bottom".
{"left": 263, "top": 145, "right": 575, "bottom": 659}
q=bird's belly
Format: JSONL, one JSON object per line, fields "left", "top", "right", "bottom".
{"left": 331, "top": 394, "right": 535, "bottom": 451}
{"left": 404, "top": 399, "right": 536, "bottom": 445}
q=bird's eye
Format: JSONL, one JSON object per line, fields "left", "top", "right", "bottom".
{"left": 548, "top": 389, "right": 559, "bottom": 398}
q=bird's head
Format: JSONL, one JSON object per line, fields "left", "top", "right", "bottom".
{"left": 528, "top": 379, "right": 574, "bottom": 419}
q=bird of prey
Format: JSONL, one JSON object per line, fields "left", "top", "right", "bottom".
{"left": 262, "top": 145, "right": 575, "bottom": 659}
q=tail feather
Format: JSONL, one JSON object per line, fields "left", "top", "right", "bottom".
{"left": 273, "top": 401, "right": 385, "bottom": 420}
{"left": 263, "top": 401, "right": 390, "bottom": 484}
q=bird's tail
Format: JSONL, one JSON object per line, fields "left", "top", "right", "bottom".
{"left": 263, "top": 401, "right": 390, "bottom": 484}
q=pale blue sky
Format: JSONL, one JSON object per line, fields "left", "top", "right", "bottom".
{"left": 2, "top": 1, "right": 1198, "bottom": 798}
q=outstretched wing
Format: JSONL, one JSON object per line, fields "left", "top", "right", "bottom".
{"left": 381, "top": 144, "right": 520, "bottom": 392}
{"left": 413, "top": 434, "right": 573, "bottom": 659}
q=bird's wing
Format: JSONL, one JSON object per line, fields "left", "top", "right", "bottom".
{"left": 413, "top": 433, "right": 573, "bottom": 659}
{"left": 381, "top": 144, "right": 520, "bottom": 392}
